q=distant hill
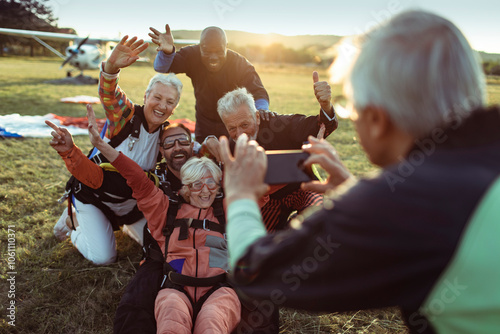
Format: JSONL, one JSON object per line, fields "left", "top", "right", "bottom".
{"left": 172, "top": 30, "right": 342, "bottom": 49}
{"left": 173, "top": 30, "right": 500, "bottom": 62}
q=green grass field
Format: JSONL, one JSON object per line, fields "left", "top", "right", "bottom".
{"left": 0, "top": 56, "right": 498, "bottom": 333}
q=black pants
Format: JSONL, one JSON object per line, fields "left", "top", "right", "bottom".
{"left": 113, "top": 257, "right": 163, "bottom": 334}
{"left": 233, "top": 299, "right": 280, "bottom": 334}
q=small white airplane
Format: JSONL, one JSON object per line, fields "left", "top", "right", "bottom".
{"left": 0, "top": 27, "right": 198, "bottom": 79}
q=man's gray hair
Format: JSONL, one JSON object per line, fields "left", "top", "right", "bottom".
{"left": 145, "top": 73, "right": 183, "bottom": 106}
{"left": 217, "top": 87, "right": 257, "bottom": 120}
{"left": 181, "top": 156, "right": 222, "bottom": 186}
{"left": 345, "top": 10, "right": 486, "bottom": 138}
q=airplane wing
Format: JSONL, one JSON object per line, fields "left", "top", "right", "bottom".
{"left": 0, "top": 27, "right": 79, "bottom": 42}
{"left": 0, "top": 27, "right": 198, "bottom": 45}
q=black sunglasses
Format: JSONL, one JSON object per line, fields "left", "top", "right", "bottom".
{"left": 160, "top": 135, "right": 191, "bottom": 149}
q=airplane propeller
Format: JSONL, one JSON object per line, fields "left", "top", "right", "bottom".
{"left": 60, "top": 35, "right": 89, "bottom": 68}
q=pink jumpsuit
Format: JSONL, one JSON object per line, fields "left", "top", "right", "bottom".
{"left": 112, "top": 153, "right": 240, "bottom": 334}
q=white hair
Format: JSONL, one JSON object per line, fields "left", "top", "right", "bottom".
{"left": 145, "top": 73, "right": 183, "bottom": 105}
{"left": 345, "top": 10, "right": 486, "bottom": 138}
{"left": 180, "top": 156, "right": 222, "bottom": 186}
{"left": 217, "top": 87, "right": 257, "bottom": 121}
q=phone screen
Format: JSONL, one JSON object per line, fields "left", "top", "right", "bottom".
{"left": 264, "top": 150, "right": 313, "bottom": 185}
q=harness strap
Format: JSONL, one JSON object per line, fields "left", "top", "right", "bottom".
{"left": 178, "top": 220, "right": 189, "bottom": 241}
{"left": 90, "top": 107, "right": 143, "bottom": 164}
{"left": 173, "top": 218, "right": 226, "bottom": 235}
{"left": 212, "top": 194, "right": 226, "bottom": 227}
{"left": 66, "top": 198, "right": 76, "bottom": 230}
{"left": 151, "top": 246, "right": 227, "bottom": 289}
{"left": 146, "top": 245, "right": 165, "bottom": 263}
{"left": 162, "top": 199, "right": 180, "bottom": 247}
{"left": 192, "top": 282, "right": 231, "bottom": 324}
{"left": 168, "top": 271, "right": 227, "bottom": 287}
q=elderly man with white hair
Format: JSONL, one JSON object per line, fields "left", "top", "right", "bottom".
{"left": 204, "top": 73, "right": 338, "bottom": 233}
{"left": 221, "top": 10, "right": 500, "bottom": 334}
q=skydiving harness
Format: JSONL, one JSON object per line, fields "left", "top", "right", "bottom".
{"left": 145, "top": 179, "right": 229, "bottom": 323}
{"left": 61, "top": 105, "right": 166, "bottom": 230}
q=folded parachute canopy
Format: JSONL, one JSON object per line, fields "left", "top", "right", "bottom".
{"left": 0, "top": 113, "right": 196, "bottom": 138}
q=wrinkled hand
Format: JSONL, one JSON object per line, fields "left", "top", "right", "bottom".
{"left": 149, "top": 24, "right": 175, "bottom": 54}
{"left": 220, "top": 134, "right": 269, "bottom": 205}
{"left": 86, "top": 104, "right": 103, "bottom": 148}
{"left": 45, "top": 120, "right": 74, "bottom": 152}
{"left": 313, "top": 71, "right": 333, "bottom": 114}
{"left": 104, "top": 36, "right": 149, "bottom": 74}
{"left": 203, "top": 136, "right": 222, "bottom": 162}
{"left": 301, "top": 136, "right": 353, "bottom": 193}
{"left": 87, "top": 104, "right": 119, "bottom": 162}
{"left": 258, "top": 109, "right": 278, "bottom": 122}
{"left": 317, "top": 123, "right": 326, "bottom": 139}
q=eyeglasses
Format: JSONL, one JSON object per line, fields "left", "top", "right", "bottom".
{"left": 188, "top": 177, "right": 219, "bottom": 192}
{"left": 160, "top": 135, "right": 191, "bottom": 150}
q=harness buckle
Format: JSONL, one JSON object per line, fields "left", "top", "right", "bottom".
{"left": 128, "top": 134, "right": 139, "bottom": 151}
{"left": 57, "top": 189, "right": 70, "bottom": 204}
{"left": 203, "top": 219, "right": 209, "bottom": 231}
{"left": 73, "top": 182, "right": 82, "bottom": 194}
{"left": 91, "top": 154, "right": 102, "bottom": 165}
{"left": 160, "top": 274, "right": 167, "bottom": 288}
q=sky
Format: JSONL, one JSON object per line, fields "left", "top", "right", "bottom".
{"left": 46, "top": 0, "right": 500, "bottom": 54}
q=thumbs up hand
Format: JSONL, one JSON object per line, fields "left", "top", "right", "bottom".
{"left": 313, "top": 71, "right": 333, "bottom": 113}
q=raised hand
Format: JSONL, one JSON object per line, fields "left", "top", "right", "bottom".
{"left": 220, "top": 134, "right": 269, "bottom": 205}
{"left": 87, "top": 104, "right": 119, "bottom": 162}
{"left": 258, "top": 109, "right": 278, "bottom": 122}
{"left": 203, "top": 136, "right": 222, "bottom": 162}
{"left": 86, "top": 104, "right": 102, "bottom": 148}
{"left": 45, "top": 120, "right": 74, "bottom": 152}
{"left": 301, "top": 136, "right": 354, "bottom": 193}
{"left": 313, "top": 71, "right": 333, "bottom": 114}
{"left": 149, "top": 24, "right": 175, "bottom": 55}
{"left": 317, "top": 123, "right": 326, "bottom": 139}
{"left": 104, "top": 35, "right": 149, "bottom": 74}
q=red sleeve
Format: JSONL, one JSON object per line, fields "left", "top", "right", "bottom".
{"left": 111, "top": 153, "right": 169, "bottom": 232}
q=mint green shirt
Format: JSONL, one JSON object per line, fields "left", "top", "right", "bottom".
{"left": 227, "top": 199, "right": 267, "bottom": 269}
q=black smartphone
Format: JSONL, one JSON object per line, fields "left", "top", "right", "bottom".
{"left": 264, "top": 150, "right": 314, "bottom": 185}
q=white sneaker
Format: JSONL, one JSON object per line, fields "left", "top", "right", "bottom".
{"left": 54, "top": 208, "right": 71, "bottom": 241}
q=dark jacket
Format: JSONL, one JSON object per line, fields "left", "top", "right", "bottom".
{"left": 232, "top": 107, "right": 500, "bottom": 334}
{"left": 166, "top": 45, "right": 269, "bottom": 141}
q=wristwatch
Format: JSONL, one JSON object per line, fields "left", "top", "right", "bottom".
{"left": 202, "top": 135, "right": 218, "bottom": 146}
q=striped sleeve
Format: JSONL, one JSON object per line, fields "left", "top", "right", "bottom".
{"left": 98, "top": 66, "right": 135, "bottom": 139}
{"left": 285, "top": 189, "right": 323, "bottom": 212}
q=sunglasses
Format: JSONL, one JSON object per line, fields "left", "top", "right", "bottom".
{"left": 188, "top": 178, "right": 218, "bottom": 192}
{"left": 160, "top": 134, "right": 191, "bottom": 150}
